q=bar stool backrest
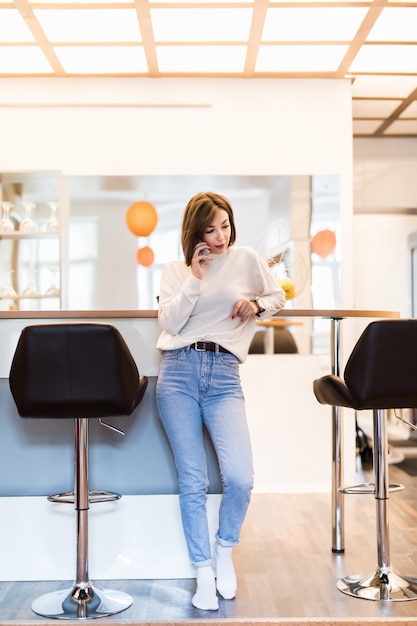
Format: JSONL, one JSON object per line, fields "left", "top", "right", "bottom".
{"left": 343, "top": 319, "right": 417, "bottom": 410}
{"left": 9, "top": 322, "right": 147, "bottom": 419}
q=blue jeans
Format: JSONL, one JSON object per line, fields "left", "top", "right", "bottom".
{"left": 156, "top": 346, "right": 254, "bottom": 567}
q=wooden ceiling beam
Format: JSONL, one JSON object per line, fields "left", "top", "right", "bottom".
{"left": 336, "top": 0, "right": 387, "bottom": 78}
{"left": 134, "top": 0, "right": 159, "bottom": 75}
{"left": 244, "top": 0, "right": 268, "bottom": 75}
{"left": 13, "top": 0, "right": 66, "bottom": 75}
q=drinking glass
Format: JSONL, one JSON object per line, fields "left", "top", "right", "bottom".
{"left": 45, "top": 267, "right": 60, "bottom": 297}
{"left": 20, "top": 268, "right": 38, "bottom": 297}
{"left": 20, "top": 202, "right": 37, "bottom": 233}
{"left": 0, "top": 269, "right": 17, "bottom": 299}
{"left": 46, "top": 202, "right": 59, "bottom": 233}
{"left": 0, "top": 202, "right": 15, "bottom": 233}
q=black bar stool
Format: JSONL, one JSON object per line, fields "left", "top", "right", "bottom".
{"left": 313, "top": 319, "right": 417, "bottom": 602}
{"left": 9, "top": 323, "right": 148, "bottom": 619}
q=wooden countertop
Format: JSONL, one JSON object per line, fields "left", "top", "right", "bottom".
{"left": 0, "top": 308, "right": 400, "bottom": 320}
{"left": 276, "top": 308, "right": 401, "bottom": 319}
{"left": 0, "top": 309, "right": 159, "bottom": 319}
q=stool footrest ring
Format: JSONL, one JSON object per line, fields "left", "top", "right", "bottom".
{"left": 339, "top": 482, "right": 404, "bottom": 495}
{"left": 48, "top": 490, "right": 121, "bottom": 504}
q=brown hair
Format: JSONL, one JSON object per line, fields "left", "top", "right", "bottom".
{"left": 181, "top": 192, "right": 237, "bottom": 266}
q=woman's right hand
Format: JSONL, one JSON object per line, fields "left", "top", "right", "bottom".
{"left": 191, "top": 242, "right": 212, "bottom": 279}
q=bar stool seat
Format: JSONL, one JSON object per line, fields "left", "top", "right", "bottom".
{"left": 313, "top": 319, "right": 417, "bottom": 602}
{"left": 9, "top": 322, "right": 148, "bottom": 619}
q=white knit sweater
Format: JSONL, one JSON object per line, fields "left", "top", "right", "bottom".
{"left": 157, "top": 246, "right": 286, "bottom": 363}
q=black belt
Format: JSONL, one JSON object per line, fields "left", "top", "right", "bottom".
{"left": 190, "top": 342, "right": 231, "bottom": 354}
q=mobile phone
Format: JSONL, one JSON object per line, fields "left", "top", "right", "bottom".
{"left": 198, "top": 240, "right": 210, "bottom": 256}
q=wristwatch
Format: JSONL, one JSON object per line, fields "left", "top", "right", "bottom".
{"left": 251, "top": 298, "right": 265, "bottom": 317}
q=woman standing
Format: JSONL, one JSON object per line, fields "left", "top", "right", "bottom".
{"left": 156, "top": 191, "right": 286, "bottom": 610}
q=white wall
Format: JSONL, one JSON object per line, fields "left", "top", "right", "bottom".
{"left": 0, "top": 77, "right": 355, "bottom": 310}
{"left": 351, "top": 137, "right": 417, "bottom": 348}
{"left": 0, "top": 78, "right": 352, "bottom": 174}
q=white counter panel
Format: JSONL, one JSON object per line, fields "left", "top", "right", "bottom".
{"left": 0, "top": 495, "right": 221, "bottom": 581}
{"left": 242, "top": 354, "right": 356, "bottom": 493}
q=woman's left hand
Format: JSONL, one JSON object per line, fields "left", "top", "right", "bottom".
{"left": 231, "top": 299, "right": 258, "bottom": 321}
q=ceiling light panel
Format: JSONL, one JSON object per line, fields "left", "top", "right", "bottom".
{"left": 33, "top": 9, "right": 141, "bottom": 42}
{"left": 256, "top": 45, "right": 348, "bottom": 72}
{"left": 150, "top": 8, "right": 252, "bottom": 42}
{"left": 28, "top": 0, "right": 130, "bottom": 2}
{"left": 262, "top": 7, "right": 368, "bottom": 41}
{"left": 53, "top": 46, "right": 147, "bottom": 73}
{"left": 366, "top": 8, "right": 417, "bottom": 41}
{"left": 0, "top": 9, "right": 35, "bottom": 42}
{"left": 149, "top": 0, "right": 253, "bottom": 2}
{"left": 351, "top": 75, "right": 417, "bottom": 97}
{"left": 384, "top": 119, "right": 417, "bottom": 135}
{"left": 352, "top": 99, "right": 403, "bottom": 117}
{"left": 352, "top": 119, "right": 384, "bottom": 134}
{"left": 156, "top": 45, "right": 247, "bottom": 72}
{"left": 349, "top": 44, "right": 417, "bottom": 73}
{"left": 0, "top": 46, "right": 53, "bottom": 73}
{"left": 400, "top": 101, "right": 417, "bottom": 118}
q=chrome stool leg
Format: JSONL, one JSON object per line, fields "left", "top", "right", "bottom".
{"left": 337, "top": 409, "right": 417, "bottom": 601}
{"left": 32, "top": 418, "right": 133, "bottom": 619}
{"left": 331, "top": 318, "right": 344, "bottom": 553}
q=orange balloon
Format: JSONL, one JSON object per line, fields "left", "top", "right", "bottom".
{"left": 311, "top": 229, "right": 337, "bottom": 258}
{"left": 136, "top": 246, "right": 154, "bottom": 267}
{"left": 126, "top": 201, "right": 158, "bottom": 237}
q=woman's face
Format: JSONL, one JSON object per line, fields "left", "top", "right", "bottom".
{"left": 201, "top": 208, "right": 231, "bottom": 255}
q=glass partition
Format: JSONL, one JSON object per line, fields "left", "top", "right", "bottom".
{"left": 67, "top": 174, "right": 340, "bottom": 354}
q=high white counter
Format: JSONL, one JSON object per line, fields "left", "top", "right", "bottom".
{"left": 0, "top": 310, "right": 355, "bottom": 581}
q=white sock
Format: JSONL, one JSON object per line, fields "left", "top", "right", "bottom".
{"left": 192, "top": 565, "right": 219, "bottom": 611}
{"left": 215, "top": 542, "right": 237, "bottom": 600}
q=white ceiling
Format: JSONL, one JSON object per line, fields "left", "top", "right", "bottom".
{"left": 1, "top": 0, "right": 416, "bottom": 138}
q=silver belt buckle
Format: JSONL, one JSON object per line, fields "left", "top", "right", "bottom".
{"left": 194, "top": 342, "right": 205, "bottom": 351}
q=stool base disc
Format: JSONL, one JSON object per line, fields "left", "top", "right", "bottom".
{"left": 337, "top": 570, "right": 417, "bottom": 602}
{"left": 32, "top": 585, "right": 133, "bottom": 619}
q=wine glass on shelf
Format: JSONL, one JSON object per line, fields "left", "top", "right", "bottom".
{"left": 20, "top": 268, "right": 38, "bottom": 298}
{"left": 20, "top": 202, "right": 37, "bottom": 233}
{"left": 0, "top": 269, "right": 18, "bottom": 299}
{"left": 0, "top": 202, "right": 15, "bottom": 233}
{"left": 45, "top": 267, "right": 60, "bottom": 298}
{"left": 46, "top": 202, "right": 59, "bottom": 233}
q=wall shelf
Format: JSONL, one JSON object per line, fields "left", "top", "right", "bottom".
{"left": 0, "top": 170, "right": 66, "bottom": 311}
{"left": 0, "top": 232, "right": 59, "bottom": 240}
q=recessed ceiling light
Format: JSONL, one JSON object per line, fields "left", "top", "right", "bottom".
{"left": 156, "top": 45, "right": 246, "bottom": 72}
{"left": 352, "top": 99, "right": 403, "bottom": 117}
{"left": 149, "top": 0, "right": 253, "bottom": 2}
{"left": 353, "top": 119, "right": 385, "bottom": 135}
{"left": 0, "top": 47, "right": 53, "bottom": 73}
{"left": 262, "top": 7, "right": 368, "bottom": 41}
{"left": 400, "top": 101, "right": 417, "bottom": 118}
{"left": 256, "top": 45, "right": 348, "bottom": 72}
{"left": 384, "top": 119, "right": 417, "bottom": 135}
{"left": 151, "top": 8, "right": 252, "bottom": 42}
{"left": 34, "top": 9, "right": 141, "bottom": 42}
{"left": 366, "top": 7, "right": 417, "bottom": 41}
{"left": 0, "top": 9, "right": 35, "bottom": 42}
{"left": 351, "top": 75, "right": 417, "bottom": 97}
{"left": 350, "top": 44, "right": 417, "bottom": 73}
{"left": 53, "top": 46, "right": 147, "bottom": 73}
